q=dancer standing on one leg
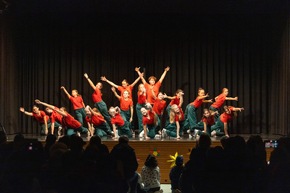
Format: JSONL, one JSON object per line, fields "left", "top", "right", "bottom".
{"left": 209, "top": 88, "right": 238, "bottom": 120}
{"left": 84, "top": 73, "right": 111, "bottom": 128}
{"left": 101, "top": 75, "right": 140, "bottom": 98}
{"left": 35, "top": 99, "right": 88, "bottom": 136}
{"left": 19, "top": 105, "right": 50, "bottom": 136}
{"left": 85, "top": 105, "right": 112, "bottom": 138}
{"left": 135, "top": 66, "right": 170, "bottom": 105}
{"left": 183, "top": 88, "right": 212, "bottom": 135}
{"left": 163, "top": 104, "right": 185, "bottom": 139}
{"left": 60, "top": 86, "right": 87, "bottom": 127}
{"left": 211, "top": 106, "right": 244, "bottom": 138}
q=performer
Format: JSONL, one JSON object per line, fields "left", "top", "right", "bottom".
{"left": 136, "top": 83, "right": 147, "bottom": 133}
{"left": 191, "top": 108, "right": 217, "bottom": 138}
{"left": 135, "top": 66, "right": 170, "bottom": 105}
{"left": 183, "top": 88, "right": 212, "bottom": 134}
{"left": 139, "top": 104, "right": 159, "bottom": 140}
{"left": 19, "top": 105, "right": 50, "bottom": 135}
{"left": 84, "top": 73, "right": 111, "bottom": 126}
{"left": 165, "top": 89, "right": 184, "bottom": 116}
{"left": 108, "top": 106, "right": 132, "bottom": 140}
{"left": 101, "top": 75, "right": 140, "bottom": 98}
{"left": 163, "top": 104, "right": 185, "bottom": 139}
{"left": 35, "top": 99, "right": 88, "bottom": 136}
{"left": 85, "top": 106, "right": 112, "bottom": 138}
{"left": 211, "top": 105, "right": 244, "bottom": 138}
{"left": 44, "top": 107, "right": 63, "bottom": 136}
{"left": 60, "top": 86, "right": 86, "bottom": 126}
{"left": 152, "top": 92, "right": 167, "bottom": 133}
{"left": 209, "top": 88, "right": 238, "bottom": 120}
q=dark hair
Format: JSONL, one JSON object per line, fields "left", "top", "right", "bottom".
{"left": 144, "top": 154, "right": 158, "bottom": 168}
{"left": 119, "top": 135, "right": 129, "bottom": 144}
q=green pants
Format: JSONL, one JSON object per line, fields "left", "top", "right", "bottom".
{"left": 183, "top": 104, "right": 199, "bottom": 132}
{"left": 210, "top": 117, "right": 226, "bottom": 136}
{"left": 75, "top": 108, "right": 86, "bottom": 126}
{"left": 94, "top": 100, "right": 111, "bottom": 127}
{"left": 136, "top": 103, "right": 146, "bottom": 132}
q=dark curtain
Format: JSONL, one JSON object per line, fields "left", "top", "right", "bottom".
{"left": 0, "top": 1, "right": 289, "bottom": 135}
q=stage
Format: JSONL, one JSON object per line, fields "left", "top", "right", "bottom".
{"left": 6, "top": 133, "right": 280, "bottom": 184}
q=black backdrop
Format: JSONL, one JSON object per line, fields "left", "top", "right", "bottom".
{"left": 0, "top": 0, "right": 289, "bottom": 135}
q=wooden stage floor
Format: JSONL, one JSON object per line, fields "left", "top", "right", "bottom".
{"left": 6, "top": 133, "right": 281, "bottom": 184}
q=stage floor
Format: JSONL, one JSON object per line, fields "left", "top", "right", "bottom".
{"left": 5, "top": 133, "right": 280, "bottom": 183}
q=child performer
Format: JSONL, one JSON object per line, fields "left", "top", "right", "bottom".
{"left": 165, "top": 89, "right": 184, "bottom": 117}
{"left": 45, "top": 107, "right": 63, "bottom": 136}
{"left": 152, "top": 92, "right": 167, "bottom": 134}
{"left": 136, "top": 83, "right": 147, "bottom": 133}
{"left": 61, "top": 86, "right": 86, "bottom": 126}
{"left": 139, "top": 104, "right": 159, "bottom": 140}
{"left": 101, "top": 75, "right": 140, "bottom": 98}
{"left": 35, "top": 99, "right": 88, "bottom": 136}
{"left": 19, "top": 105, "right": 50, "bottom": 135}
{"left": 209, "top": 88, "right": 238, "bottom": 120}
{"left": 135, "top": 66, "right": 170, "bottom": 105}
{"left": 163, "top": 104, "right": 185, "bottom": 139}
{"left": 84, "top": 73, "right": 111, "bottom": 126}
{"left": 192, "top": 108, "right": 217, "bottom": 137}
{"left": 85, "top": 106, "right": 112, "bottom": 138}
{"left": 184, "top": 88, "right": 212, "bottom": 134}
{"left": 108, "top": 106, "right": 132, "bottom": 140}
{"left": 211, "top": 106, "right": 244, "bottom": 138}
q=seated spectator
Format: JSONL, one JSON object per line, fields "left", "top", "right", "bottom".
{"left": 169, "top": 155, "right": 184, "bottom": 193}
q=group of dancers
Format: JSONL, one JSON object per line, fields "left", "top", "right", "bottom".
{"left": 19, "top": 67, "right": 244, "bottom": 140}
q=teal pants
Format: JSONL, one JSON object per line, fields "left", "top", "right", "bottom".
{"left": 136, "top": 103, "right": 146, "bottom": 132}
{"left": 209, "top": 106, "right": 220, "bottom": 121}
{"left": 146, "top": 124, "right": 158, "bottom": 139}
{"left": 183, "top": 104, "right": 198, "bottom": 132}
{"left": 94, "top": 122, "right": 112, "bottom": 137}
{"left": 75, "top": 108, "right": 86, "bottom": 126}
{"left": 165, "top": 122, "right": 182, "bottom": 137}
{"left": 210, "top": 117, "right": 226, "bottom": 136}
{"left": 67, "top": 126, "right": 88, "bottom": 136}
{"left": 117, "top": 121, "right": 132, "bottom": 138}
{"left": 40, "top": 120, "right": 51, "bottom": 135}
{"left": 94, "top": 100, "right": 111, "bottom": 127}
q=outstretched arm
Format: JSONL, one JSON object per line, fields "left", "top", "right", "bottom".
{"left": 35, "top": 99, "right": 55, "bottom": 110}
{"left": 232, "top": 107, "right": 244, "bottom": 112}
{"left": 101, "top": 76, "right": 119, "bottom": 88}
{"left": 135, "top": 67, "right": 146, "bottom": 84}
{"left": 158, "top": 66, "right": 170, "bottom": 83}
{"left": 226, "top": 96, "right": 238, "bottom": 101}
{"left": 130, "top": 76, "right": 141, "bottom": 87}
{"left": 111, "top": 87, "right": 121, "bottom": 100}
{"left": 60, "top": 86, "right": 71, "bottom": 98}
{"left": 19, "top": 107, "right": 33, "bottom": 116}
{"left": 84, "top": 73, "right": 96, "bottom": 90}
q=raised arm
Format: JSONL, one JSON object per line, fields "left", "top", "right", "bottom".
{"left": 135, "top": 67, "right": 147, "bottom": 84}
{"left": 101, "top": 76, "right": 119, "bottom": 88}
{"left": 84, "top": 73, "right": 96, "bottom": 90}
{"left": 35, "top": 99, "right": 56, "bottom": 110}
{"left": 60, "top": 86, "right": 71, "bottom": 98}
{"left": 19, "top": 107, "right": 33, "bottom": 116}
{"left": 111, "top": 87, "right": 121, "bottom": 100}
{"left": 130, "top": 76, "right": 141, "bottom": 87}
{"left": 158, "top": 66, "right": 170, "bottom": 83}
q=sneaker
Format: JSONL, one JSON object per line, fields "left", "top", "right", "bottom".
{"left": 155, "top": 134, "right": 161, "bottom": 139}
{"left": 161, "top": 128, "right": 167, "bottom": 138}
{"left": 139, "top": 130, "right": 144, "bottom": 139}
{"left": 211, "top": 130, "right": 217, "bottom": 137}
{"left": 57, "top": 126, "right": 62, "bottom": 136}
{"left": 193, "top": 129, "right": 199, "bottom": 137}
{"left": 186, "top": 129, "right": 191, "bottom": 134}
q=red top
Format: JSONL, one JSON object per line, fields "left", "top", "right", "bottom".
{"left": 145, "top": 81, "right": 161, "bottom": 104}
{"left": 92, "top": 87, "right": 102, "bottom": 103}
{"left": 86, "top": 114, "right": 105, "bottom": 126}
{"left": 111, "top": 113, "right": 125, "bottom": 127}
{"left": 152, "top": 99, "right": 167, "bottom": 115}
{"left": 117, "top": 85, "right": 133, "bottom": 98}
{"left": 32, "top": 111, "right": 49, "bottom": 124}
{"left": 191, "top": 97, "right": 203, "bottom": 108}
{"left": 137, "top": 91, "right": 147, "bottom": 104}
{"left": 62, "top": 113, "right": 82, "bottom": 129}
{"left": 170, "top": 96, "right": 180, "bottom": 106}
{"left": 120, "top": 97, "right": 133, "bottom": 111}
{"left": 69, "top": 96, "right": 84, "bottom": 110}
{"left": 211, "top": 93, "right": 226, "bottom": 109}
{"left": 220, "top": 106, "right": 234, "bottom": 123}
{"left": 142, "top": 110, "right": 155, "bottom": 125}
{"left": 50, "top": 110, "right": 63, "bottom": 124}
{"left": 202, "top": 116, "right": 215, "bottom": 126}
{"left": 174, "top": 108, "right": 185, "bottom": 122}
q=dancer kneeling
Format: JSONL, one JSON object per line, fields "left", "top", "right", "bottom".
{"left": 163, "top": 104, "right": 185, "bottom": 139}
{"left": 139, "top": 104, "right": 159, "bottom": 140}
{"left": 109, "top": 106, "right": 132, "bottom": 140}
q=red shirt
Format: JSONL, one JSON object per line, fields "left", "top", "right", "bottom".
{"left": 152, "top": 99, "right": 167, "bottom": 115}
{"left": 170, "top": 96, "right": 180, "bottom": 106}
{"left": 191, "top": 97, "right": 203, "bottom": 108}
{"left": 69, "top": 96, "right": 84, "bottom": 110}
{"left": 137, "top": 91, "right": 147, "bottom": 104}
{"left": 92, "top": 87, "right": 102, "bottom": 103}
{"left": 120, "top": 97, "right": 133, "bottom": 111}
{"left": 32, "top": 111, "right": 49, "bottom": 124}
{"left": 174, "top": 108, "right": 185, "bottom": 122}
{"left": 142, "top": 110, "right": 155, "bottom": 125}
{"left": 117, "top": 85, "right": 133, "bottom": 98}
{"left": 202, "top": 116, "right": 215, "bottom": 126}
{"left": 111, "top": 114, "right": 125, "bottom": 127}
{"left": 145, "top": 81, "right": 161, "bottom": 104}
{"left": 220, "top": 106, "right": 234, "bottom": 123}
{"left": 86, "top": 114, "right": 105, "bottom": 126}
{"left": 211, "top": 94, "right": 226, "bottom": 109}
{"left": 62, "top": 113, "right": 82, "bottom": 129}
{"left": 50, "top": 110, "right": 63, "bottom": 124}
